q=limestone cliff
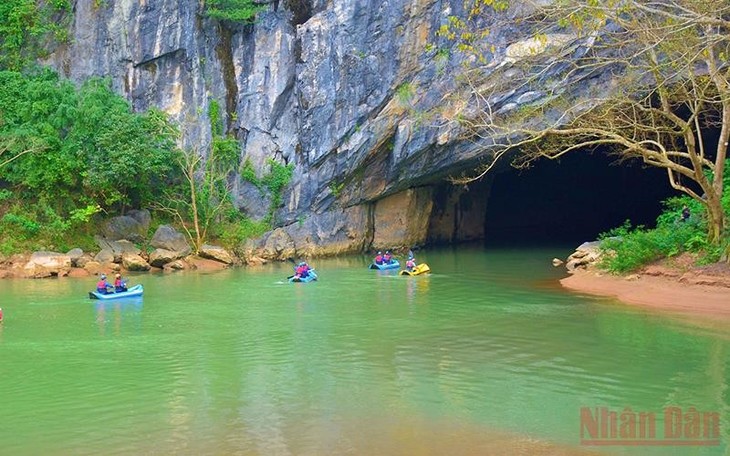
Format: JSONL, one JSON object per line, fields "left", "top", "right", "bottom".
{"left": 46, "top": 0, "right": 599, "bottom": 258}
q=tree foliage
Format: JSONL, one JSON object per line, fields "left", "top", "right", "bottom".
{"left": 0, "top": 69, "right": 180, "bottom": 253}
{"left": 0, "top": 70, "right": 178, "bottom": 209}
{"left": 0, "top": 0, "right": 71, "bottom": 71}
{"left": 444, "top": 0, "right": 730, "bottom": 246}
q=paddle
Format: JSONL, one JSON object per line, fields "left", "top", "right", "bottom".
{"left": 287, "top": 257, "right": 298, "bottom": 279}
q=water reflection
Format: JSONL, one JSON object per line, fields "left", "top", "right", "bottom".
{"left": 405, "top": 275, "right": 430, "bottom": 307}
{"left": 94, "top": 297, "right": 143, "bottom": 336}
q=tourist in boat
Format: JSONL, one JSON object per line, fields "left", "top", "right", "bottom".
{"left": 295, "top": 262, "right": 310, "bottom": 279}
{"left": 114, "top": 273, "right": 128, "bottom": 292}
{"left": 383, "top": 251, "right": 393, "bottom": 264}
{"left": 96, "top": 274, "right": 112, "bottom": 294}
{"left": 374, "top": 251, "right": 384, "bottom": 265}
{"left": 405, "top": 256, "right": 416, "bottom": 271}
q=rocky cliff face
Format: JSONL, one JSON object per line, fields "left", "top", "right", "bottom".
{"left": 47, "top": 0, "right": 601, "bottom": 258}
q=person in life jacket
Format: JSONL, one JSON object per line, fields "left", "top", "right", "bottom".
{"left": 405, "top": 256, "right": 416, "bottom": 271}
{"left": 383, "top": 251, "right": 393, "bottom": 264}
{"left": 114, "top": 273, "right": 128, "bottom": 292}
{"left": 96, "top": 274, "right": 112, "bottom": 294}
{"left": 374, "top": 251, "right": 384, "bottom": 265}
{"left": 295, "top": 262, "right": 310, "bottom": 279}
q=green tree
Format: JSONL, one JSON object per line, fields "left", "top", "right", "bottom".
{"left": 0, "top": 0, "right": 71, "bottom": 71}
{"left": 0, "top": 69, "right": 181, "bottom": 252}
{"left": 444, "top": 0, "right": 729, "bottom": 246}
{"left": 1, "top": 72, "right": 178, "bottom": 211}
{"left": 154, "top": 143, "right": 239, "bottom": 253}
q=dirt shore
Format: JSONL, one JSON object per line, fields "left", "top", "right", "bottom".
{"left": 560, "top": 262, "right": 730, "bottom": 319}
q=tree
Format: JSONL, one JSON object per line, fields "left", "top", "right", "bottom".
{"left": 0, "top": 0, "right": 71, "bottom": 71}
{"left": 443, "top": 0, "right": 729, "bottom": 245}
{"left": 154, "top": 140, "right": 239, "bottom": 254}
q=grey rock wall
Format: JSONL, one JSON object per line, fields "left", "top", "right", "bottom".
{"left": 46, "top": 0, "right": 608, "bottom": 257}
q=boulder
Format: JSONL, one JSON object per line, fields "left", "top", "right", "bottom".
{"left": 261, "top": 228, "right": 296, "bottom": 261}
{"left": 127, "top": 209, "right": 151, "bottom": 232}
{"left": 122, "top": 253, "right": 151, "bottom": 271}
{"left": 23, "top": 251, "right": 72, "bottom": 278}
{"left": 68, "top": 268, "right": 90, "bottom": 278}
{"left": 83, "top": 261, "right": 103, "bottom": 274}
{"left": 163, "top": 260, "right": 186, "bottom": 272}
{"left": 101, "top": 214, "right": 148, "bottom": 242}
{"left": 149, "top": 248, "right": 181, "bottom": 267}
{"left": 199, "top": 244, "right": 234, "bottom": 264}
{"left": 94, "top": 249, "right": 115, "bottom": 264}
{"left": 67, "top": 248, "right": 84, "bottom": 267}
{"left": 565, "top": 240, "right": 604, "bottom": 272}
{"left": 109, "top": 240, "right": 141, "bottom": 262}
{"left": 246, "top": 256, "right": 268, "bottom": 266}
{"left": 150, "top": 225, "right": 191, "bottom": 255}
{"left": 75, "top": 254, "right": 94, "bottom": 268}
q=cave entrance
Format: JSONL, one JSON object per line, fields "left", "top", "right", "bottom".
{"left": 424, "top": 151, "right": 678, "bottom": 248}
{"left": 482, "top": 152, "right": 677, "bottom": 247}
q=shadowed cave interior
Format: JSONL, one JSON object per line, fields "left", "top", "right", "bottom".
{"left": 482, "top": 152, "right": 677, "bottom": 247}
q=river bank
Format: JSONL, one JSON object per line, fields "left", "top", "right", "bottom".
{"left": 560, "top": 260, "right": 730, "bottom": 319}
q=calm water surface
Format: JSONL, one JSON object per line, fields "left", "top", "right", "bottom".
{"left": 0, "top": 247, "right": 728, "bottom": 455}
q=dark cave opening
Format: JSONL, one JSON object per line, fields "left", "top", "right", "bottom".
{"left": 482, "top": 152, "right": 678, "bottom": 247}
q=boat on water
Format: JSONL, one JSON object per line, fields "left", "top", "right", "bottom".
{"left": 369, "top": 260, "right": 400, "bottom": 270}
{"left": 289, "top": 270, "right": 318, "bottom": 283}
{"left": 399, "top": 263, "right": 431, "bottom": 276}
{"left": 89, "top": 284, "right": 144, "bottom": 300}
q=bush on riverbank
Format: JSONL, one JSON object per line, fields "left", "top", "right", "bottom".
{"left": 0, "top": 69, "right": 180, "bottom": 254}
{"left": 599, "top": 168, "right": 730, "bottom": 273}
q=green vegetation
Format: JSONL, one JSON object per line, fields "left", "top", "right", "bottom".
{"left": 599, "top": 162, "right": 730, "bottom": 273}
{"left": 395, "top": 82, "right": 415, "bottom": 107}
{"left": 0, "top": 69, "right": 179, "bottom": 254}
{"left": 158, "top": 97, "right": 294, "bottom": 251}
{"left": 241, "top": 158, "right": 294, "bottom": 223}
{"left": 261, "top": 159, "right": 294, "bottom": 208}
{"left": 153, "top": 98, "right": 247, "bottom": 253}
{"left": 203, "top": 0, "right": 264, "bottom": 22}
{"left": 0, "top": 0, "right": 71, "bottom": 71}
{"left": 329, "top": 181, "right": 344, "bottom": 198}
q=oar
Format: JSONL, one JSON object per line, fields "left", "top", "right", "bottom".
{"left": 286, "top": 257, "right": 297, "bottom": 279}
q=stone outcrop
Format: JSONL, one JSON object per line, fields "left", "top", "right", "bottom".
{"left": 67, "top": 248, "right": 84, "bottom": 267}
{"left": 150, "top": 225, "right": 192, "bottom": 256}
{"left": 565, "top": 241, "right": 603, "bottom": 273}
{"left": 199, "top": 245, "right": 235, "bottom": 265}
{"left": 101, "top": 210, "right": 151, "bottom": 242}
{"left": 23, "top": 252, "right": 72, "bottom": 278}
{"left": 109, "top": 240, "right": 142, "bottom": 262}
{"left": 94, "top": 249, "right": 115, "bottom": 264}
{"left": 149, "top": 249, "right": 181, "bottom": 268}
{"left": 122, "top": 253, "right": 151, "bottom": 271}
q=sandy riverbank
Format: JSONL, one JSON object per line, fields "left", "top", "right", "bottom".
{"left": 560, "top": 264, "right": 730, "bottom": 319}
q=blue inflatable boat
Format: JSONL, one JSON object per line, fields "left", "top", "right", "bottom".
{"left": 289, "top": 270, "right": 318, "bottom": 283}
{"left": 369, "top": 260, "right": 400, "bottom": 270}
{"left": 89, "top": 284, "right": 144, "bottom": 300}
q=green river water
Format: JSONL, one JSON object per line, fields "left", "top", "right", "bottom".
{"left": 0, "top": 247, "right": 728, "bottom": 455}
